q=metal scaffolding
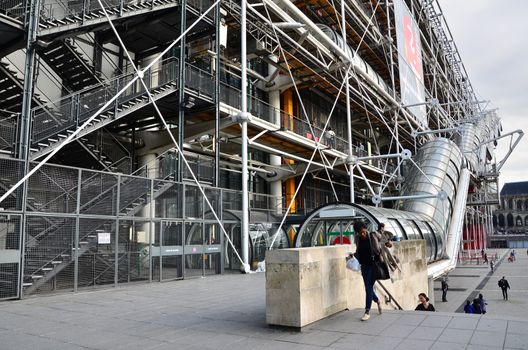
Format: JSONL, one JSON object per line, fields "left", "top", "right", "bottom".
{"left": 0, "top": 0, "right": 521, "bottom": 300}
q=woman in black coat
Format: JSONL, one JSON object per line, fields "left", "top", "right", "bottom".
{"left": 354, "top": 221, "right": 383, "bottom": 321}
{"left": 415, "top": 293, "right": 435, "bottom": 311}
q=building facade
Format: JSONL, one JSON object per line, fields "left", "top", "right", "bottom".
{"left": 491, "top": 182, "right": 528, "bottom": 248}
{"left": 0, "top": 0, "right": 515, "bottom": 300}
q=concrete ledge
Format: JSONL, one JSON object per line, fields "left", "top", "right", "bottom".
{"left": 265, "top": 241, "right": 428, "bottom": 328}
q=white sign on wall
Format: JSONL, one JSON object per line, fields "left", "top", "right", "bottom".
{"left": 98, "top": 232, "right": 111, "bottom": 244}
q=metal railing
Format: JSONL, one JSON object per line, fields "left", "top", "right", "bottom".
{"left": 0, "top": 113, "right": 18, "bottom": 154}
{"left": 31, "top": 56, "right": 179, "bottom": 145}
{"left": 219, "top": 82, "right": 379, "bottom": 161}
{"left": 84, "top": 129, "right": 132, "bottom": 173}
{"left": 37, "top": 0, "right": 213, "bottom": 26}
{"left": 0, "top": 0, "right": 27, "bottom": 20}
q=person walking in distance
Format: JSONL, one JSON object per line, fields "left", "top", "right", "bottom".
{"left": 498, "top": 276, "right": 511, "bottom": 301}
{"left": 441, "top": 275, "right": 449, "bottom": 302}
{"left": 353, "top": 221, "right": 383, "bottom": 321}
{"left": 490, "top": 260, "right": 494, "bottom": 272}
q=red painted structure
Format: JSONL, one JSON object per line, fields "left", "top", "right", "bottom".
{"left": 462, "top": 224, "right": 485, "bottom": 251}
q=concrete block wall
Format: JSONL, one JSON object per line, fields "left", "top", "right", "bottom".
{"left": 266, "top": 240, "right": 428, "bottom": 328}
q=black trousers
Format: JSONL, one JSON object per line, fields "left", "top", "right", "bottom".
{"left": 502, "top": 288, "right": 508, "bottom": 300}
{"left": 442, "top": 290, "right": 447, "bottom": 301}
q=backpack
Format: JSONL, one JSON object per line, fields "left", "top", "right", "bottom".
{"left": 498, "top": 280, "right": 503, "bottom": 288}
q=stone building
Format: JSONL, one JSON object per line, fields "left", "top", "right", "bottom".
{"left": 494, "top": 182, "right": 528, "bottom": 233}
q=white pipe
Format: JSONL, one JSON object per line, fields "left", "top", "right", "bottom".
{"left": 341, "top": 0, "right": 354, "bottom": 203}
{"left": 427, "top": 167, "right": 470, "bottom": 279}
{"left": 240, "top": 0, "right": 250, "bottom": 273}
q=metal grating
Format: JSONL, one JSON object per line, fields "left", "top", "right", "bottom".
{"left": 0, "top": 158, "right": 24, "bottom": 211}
{"left": 118, "top": 175, "right": 151, "bottom": 217}
{"left": 154, "top": 181, "right": 183, "bottom": 219}
{"left": 0, "top": 214, "right": 21, "bottom": 300}
{"left": 80, "top": 170, "right": 118, "bottom": 216}
{"left": 27, "top": 163, "right": 78, "bottom": 213}
{"left": 77, "top": 218, "right": 116, "bottom": 288}
{"left": 24, "top": 215, "right": 76, "bottom": 295}
{"left": 117, "top": 220, "right": 150, "bottom": 283}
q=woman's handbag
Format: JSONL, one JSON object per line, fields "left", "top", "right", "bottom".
{"left": 346, "top": 255, "right": 361, "bottom": 272}
{"left": 369, "top": 232, "right": 390, "bottom": 280}
{"left": 372, "top": 260, "right": 390, "bottom": 280}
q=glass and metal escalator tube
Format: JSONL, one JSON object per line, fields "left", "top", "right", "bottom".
{"left": 293, "top": 203, "right": 441, "bottom": 262}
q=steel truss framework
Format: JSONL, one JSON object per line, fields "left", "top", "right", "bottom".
{"left": 0, "top": 0, "right": 520, "bottom": 300}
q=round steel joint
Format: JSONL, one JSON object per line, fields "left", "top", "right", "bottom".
{"left": 372, "top": 195, "right": 382, "bottom": 205}
{"left": 237, "top": 112, "right": 251, "bottom": 122}
{"left": 437, "top": 190, "right": 448, "bottom": 201}
{"left": 401, "top": 149, "right": 412, "bottom": 160}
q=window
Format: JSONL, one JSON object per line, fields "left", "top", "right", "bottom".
{"left": 388, "top": 219, "right": 407, "bottom": 240}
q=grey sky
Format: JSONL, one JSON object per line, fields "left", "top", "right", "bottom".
{"left": 438, "top": 0, "right": 528, "bottom": 190}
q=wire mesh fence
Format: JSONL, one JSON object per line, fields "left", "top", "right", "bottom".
{"left": 0, "top": 214, "right": 21, "bottom": 300}
{"left": 0, "top": 157, "right": 280, "bottom": 299}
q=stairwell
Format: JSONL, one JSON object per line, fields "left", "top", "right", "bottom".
{"left": 29, "top": 56, "right": 180, "bottom": 160}
{"left": 39, "top": 38, "right": 103, "bottom": 91}
{"left": 22, "top": 165, "right": 177, "bottom": 295}
{"left": 38, "top": 0, "right": 180, "bottom": 36}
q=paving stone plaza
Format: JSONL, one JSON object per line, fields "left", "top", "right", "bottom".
{"left": 0, "top": 248, "right": 526, "bottom": 349}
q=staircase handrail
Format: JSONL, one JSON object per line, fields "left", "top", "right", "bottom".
{"left": 0, "top": 0, "right": 27, "bottom": 21}
{"left": 220, "top": 82, "right": 353, "bottom": 153}
{"left": 30, "top": 56, "right": 179, "bottom": 144}
{"left": 375, "top": 280, "right": 403, "bottom": 310}
{"left": 31, "top": 56, "right": 178, "bottom": 114}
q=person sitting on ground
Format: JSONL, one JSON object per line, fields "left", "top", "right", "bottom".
{"left": 415, "top": 293, "right": 435, "bottom": 312}
{"left": 478, "top": 293, "right": 487, "bottom": 314}
{"left": 472, "top": 298, "right": 482, "bottom": 314}
{"left": 464, "top": 300, "right": 474, "bottom": 313}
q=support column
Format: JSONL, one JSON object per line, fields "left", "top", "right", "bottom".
{"left": 340, "top": 1, "right": 354, "bottom": 203}
{"left": 283, "top": 89, "right": 296, "bottom": 213}
{"left": 240, "top": 0, "right": 250, "bottom": 272}
{"left": 18, "top": 0, "right": 41, "bottom": 299}
{"left": 177, "top": 0, "right": 187, "bottom": 182}
{"left": 268, "top": 57, "right": 282, "bottom": 214}
{"left": 428, "top": 277, "right": 435, "bottom": 306}
{"left": 139, "top": 153, "right": 157, "bottom": 239}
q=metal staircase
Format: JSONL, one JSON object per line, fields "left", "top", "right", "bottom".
{"left": 0, "top": 59, "right": 47, "bottom": 115}
{"left": 76, "top": 130, "right": 132, "bottom": 173}
{"left": 23, "top": 170, "right": 176, "bottom": 294}
{"left": 39, "top": 38, "right": 102, "bottom": 91}
{"left": 30, "top": 56, "right": 179, "bottom": 160}
{"left": 38, "top": 0, "right": 180, "bottom": 36}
